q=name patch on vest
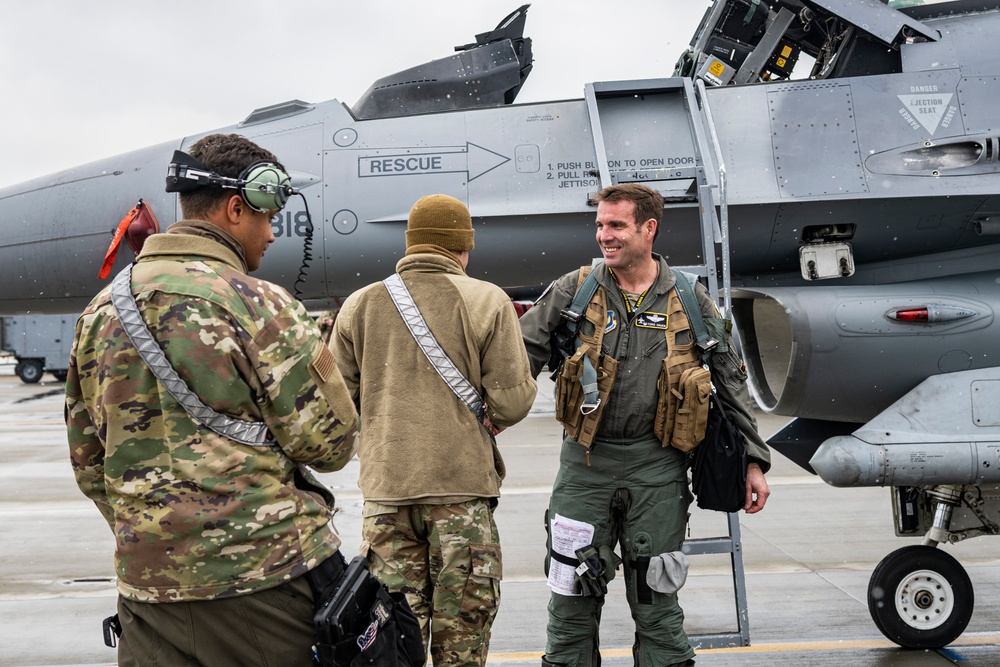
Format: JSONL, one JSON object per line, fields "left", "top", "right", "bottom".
{"left": 605, "top": 310, "right": 617, "bottom": 334}
{"left": 635, "top": 312, "right": 668, "bottom": 329}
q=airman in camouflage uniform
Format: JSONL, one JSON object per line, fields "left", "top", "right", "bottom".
{"left": 65, "top": 133, "right": 358, "bottom": 667}
{"left": 333, "top": 194, "right": 538, "bottom": 666}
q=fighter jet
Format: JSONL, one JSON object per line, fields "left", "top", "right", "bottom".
{"left": 1, "top": 0, "right": 998, "bottom": 651}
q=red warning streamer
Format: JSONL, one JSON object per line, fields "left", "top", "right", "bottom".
{"left": 98, "top": 200, "right": 158, "bottom": 279}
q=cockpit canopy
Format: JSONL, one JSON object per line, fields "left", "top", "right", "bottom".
{"left": 352, "top": 4, "right": 533, "bottom": 120}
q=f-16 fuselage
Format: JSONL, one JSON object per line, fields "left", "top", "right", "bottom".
{"left": 3, "top": 2, "right": 996, "bottom": 315}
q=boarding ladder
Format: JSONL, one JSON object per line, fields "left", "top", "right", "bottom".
{"left": 584, "top": 77, "right": 748, "bottom": 649}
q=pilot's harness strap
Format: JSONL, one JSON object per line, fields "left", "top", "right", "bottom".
{"left": 382, "top": 272, "right": 485, "bottom": 422}
{"left": 565, "top": 262, "right": 603, "bottom": 413}
{"left": 670, "top": 269, "right": 718, "bottom": 363}
{"left": 110, "top": 264, "right": 273, "bottom": 447}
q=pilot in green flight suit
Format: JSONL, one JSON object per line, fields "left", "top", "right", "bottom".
{"left": 519, "top": 183, "right": 771, "bottom": 667}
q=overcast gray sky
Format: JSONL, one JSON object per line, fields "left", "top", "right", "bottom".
{"left": 0, "top": 1, "right": 709, "bottom": 189}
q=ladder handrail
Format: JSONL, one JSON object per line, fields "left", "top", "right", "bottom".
{"left": 695, "top": 78, "right": 733, "bottom": 318}
{"left": 583, "top": 82, "right": 613, "bottom": 190}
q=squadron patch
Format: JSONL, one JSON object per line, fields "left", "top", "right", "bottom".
{"left": 605, "top": 310, "right": 617, "bottom": 334}
{"left": 635, "top": 312, "right": 668, "bottom": 329}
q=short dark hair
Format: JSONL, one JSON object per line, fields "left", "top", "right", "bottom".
{"left": 592, "top": 184, "right": 664, "bottom": 241}
{"left": 179, "top": 133, "right": 282, "bottom": 219}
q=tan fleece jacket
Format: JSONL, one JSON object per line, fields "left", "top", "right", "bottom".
{"left": 333, "top": 252, "right": 537, "bottom": 504}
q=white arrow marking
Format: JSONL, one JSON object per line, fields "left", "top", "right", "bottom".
{"left": 358, "top": 143, "right": 510, "bottom": 181}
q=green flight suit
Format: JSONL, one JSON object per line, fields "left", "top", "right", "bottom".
{"left": 520, "top": 255, "right": 770, "bottom": 667}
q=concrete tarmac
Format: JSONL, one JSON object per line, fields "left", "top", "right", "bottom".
{"left": 1, "top": 363, "right": 998, "bottom": 666}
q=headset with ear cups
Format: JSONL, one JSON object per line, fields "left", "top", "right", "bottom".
{"left": 238, "top": 161, "right": 294, "bottom": 212}
{"left": 164, "top": 148, "right": 314, "bottom": 298}
{"left": 165, "top": 150, "right": 296, "bottom": 212}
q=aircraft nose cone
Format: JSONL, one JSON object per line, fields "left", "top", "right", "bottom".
{"left": 810, "top": 436, "right": 880, "bottom": 487}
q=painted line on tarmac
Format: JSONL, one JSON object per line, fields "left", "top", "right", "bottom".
{"left": 485, "top": 633, "right": 1000, "bottom": 663}
{"left": 0, "top": 501, "right": 94, "bottom": 514}
{"left": 334, "top": 486, "right": 559, "bottom": 501}
{"left": 0, "top": 419, "right": 64, "bottom": 424}
{"left": 0, "top": 462, "right": 76, "bottom": 479}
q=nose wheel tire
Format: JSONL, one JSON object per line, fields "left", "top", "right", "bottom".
{"left": 868, "top": 545, "right": 973, "bottom": 649}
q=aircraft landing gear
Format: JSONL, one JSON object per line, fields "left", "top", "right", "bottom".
{"left": 14, "top": 359, "right": 43, "bottom": 384}
{"left": 868, "top": 545, "right": 973, "bottom": 649}
{"left": 869, "top": 486, "right": 974, "bottom": 649}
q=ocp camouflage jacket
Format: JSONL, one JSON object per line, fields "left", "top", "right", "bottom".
{"left": 65, "top": 221, "right": 358, "bottom": 602}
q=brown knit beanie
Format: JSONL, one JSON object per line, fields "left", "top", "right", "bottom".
{"left": 405, "top": 194, "right": 474, "bottom": 251}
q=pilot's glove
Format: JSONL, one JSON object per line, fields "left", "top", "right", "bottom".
{"left": 574, "top": 545, "right": 606, "bottom": 597}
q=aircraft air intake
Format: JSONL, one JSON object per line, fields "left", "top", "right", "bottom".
{"left": 731, "top": 272, "right": 1000, "bottom": 423}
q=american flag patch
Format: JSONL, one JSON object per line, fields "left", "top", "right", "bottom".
{"left": 357, "top": 620, "right": 379, "bottom": 651}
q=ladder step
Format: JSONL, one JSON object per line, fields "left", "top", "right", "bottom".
{"left": 682, "top": 536, "right": 739, "bottom": 556}
{"left": 689, "top": 632, "right": 749, "bottom": 650}
{"left": 610, "top": 166, "right": 699, "bottom": 182}
{"left": 673, "top": 265, "right": 709, "bottom": 278}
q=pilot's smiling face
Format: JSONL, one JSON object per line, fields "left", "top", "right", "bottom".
{"left": 595, "top": 199, "right": 655, "bottom": 271}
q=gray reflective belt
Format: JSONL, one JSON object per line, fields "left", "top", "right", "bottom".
{"left": 110, "top": 264, "right": 273, "bottom": 447}
{"left": 382, "top": 273, "right": 485, "bottom": 422}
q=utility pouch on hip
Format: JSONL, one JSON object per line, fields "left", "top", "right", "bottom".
{"left": 669, "top": 365, "right": 712, "bottom": 452}
{"left": 556, "top": 346, "right": 617, "bottom": 448}
{"left": 554, "top": 345, "right": 588, "bottom": 429}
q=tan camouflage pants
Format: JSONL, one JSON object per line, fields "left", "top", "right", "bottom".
{"left": 362, "top": 499, "right": 502, "bottom": 667}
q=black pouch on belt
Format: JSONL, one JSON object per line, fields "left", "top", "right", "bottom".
{"left": 312, "top": 555, "right": 425, "bottom": 667}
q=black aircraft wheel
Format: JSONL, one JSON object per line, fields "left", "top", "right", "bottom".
{"left": 868, "top": 545, "right": 973, "bottom": 649}
{"left": 14, "top": 360, "right": 43, "bottom": 384}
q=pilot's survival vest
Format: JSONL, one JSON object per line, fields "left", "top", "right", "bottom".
{"left": 554, "top": 265, "right": 712, "bottom": 453}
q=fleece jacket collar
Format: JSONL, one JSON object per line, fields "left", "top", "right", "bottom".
{"left": 138, "top": 220, "right": 248, "bottom": 273}
{"left": 394, "top": 250, "right": 466, "bottom": 276}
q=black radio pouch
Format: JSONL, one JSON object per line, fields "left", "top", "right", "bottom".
{"left": 312, "top": 555, "right": 424, "bottom": 667}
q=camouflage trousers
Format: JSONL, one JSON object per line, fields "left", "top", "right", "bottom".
{"left": 362, "top": 499, "right": 502, "bottom": 667}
